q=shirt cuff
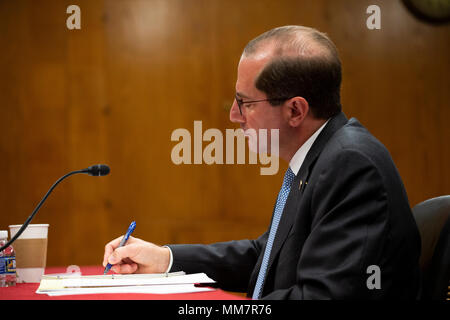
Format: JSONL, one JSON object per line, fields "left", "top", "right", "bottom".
{"left": 162, "top": 245, "right": 173, "bottom": 273}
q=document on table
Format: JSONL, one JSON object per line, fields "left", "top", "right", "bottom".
{"left": 36, "top": 272, "right": 216, "bottom": 296}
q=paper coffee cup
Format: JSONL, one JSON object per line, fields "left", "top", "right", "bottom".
{"left": 9, "top": 224, "right": 49, "bottom": 283}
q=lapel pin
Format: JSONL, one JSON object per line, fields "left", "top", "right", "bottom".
{"left": 299, "top": 180, "right": 308, "bottom": 191}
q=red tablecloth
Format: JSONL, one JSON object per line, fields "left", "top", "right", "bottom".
{"left": 0, "top": 266, "right": 246, "bottom": 300}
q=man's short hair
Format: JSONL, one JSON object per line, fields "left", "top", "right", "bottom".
{"left": 243, "top": 25, "right": 342, "bottom": 119}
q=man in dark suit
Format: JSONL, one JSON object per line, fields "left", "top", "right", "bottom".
{"left": 103, "top": 26, "right": 421, "bottom": 299}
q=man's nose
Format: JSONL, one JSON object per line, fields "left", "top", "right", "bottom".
{"left": 229, "top": 100, "right": 245, "bottom": 123}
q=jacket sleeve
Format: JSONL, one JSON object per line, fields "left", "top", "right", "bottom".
{"left": 168, "top": 232, "right": 268, "bottom": 292}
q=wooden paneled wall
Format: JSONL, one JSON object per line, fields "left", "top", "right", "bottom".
{"left": 0, "top": 0, "right": 449, "bottom": 267}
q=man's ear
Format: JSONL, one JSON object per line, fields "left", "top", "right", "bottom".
{"left": 286, "top": 97, "right": 309, "bottom": 127}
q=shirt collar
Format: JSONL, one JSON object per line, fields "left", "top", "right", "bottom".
{"left": 289, "top": 119, "right": 329, "bottom": 176}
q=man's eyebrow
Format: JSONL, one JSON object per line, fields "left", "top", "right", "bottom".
{"left": 236, "top": 92, "right": 250, "bottom": 99}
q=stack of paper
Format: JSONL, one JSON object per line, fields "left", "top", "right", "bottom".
{"left": 36, "top": 272, "right": 216, "bottom": 296}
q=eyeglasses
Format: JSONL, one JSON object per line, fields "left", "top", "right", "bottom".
{"left": 235, "top": 94, "right": 293, "bottom": 116}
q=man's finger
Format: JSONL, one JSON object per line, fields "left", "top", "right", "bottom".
{"left": 103, "top": 236, "right": 126, "bottom": 266}
{"left": 112, "top": 263, "right": 138, "bottom": 274}
{"left": 107, "top": 243, "right": 140, "bottom": 265}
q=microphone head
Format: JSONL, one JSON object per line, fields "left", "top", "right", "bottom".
{"left": 86, "top": 164, "right": 110, "bottom": 176}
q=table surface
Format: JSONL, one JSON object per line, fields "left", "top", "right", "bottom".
{"left": 0, "top": 266, "right": 247, "bottom": 300}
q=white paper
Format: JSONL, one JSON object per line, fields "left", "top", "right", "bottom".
{"left": 63, "top": 272, "right": 214, "bottom": 287}
{"left": 43, "top": 284, "right": 214, "bottom": 296}
{"left": 36, "top": 272, "right": 216, "bottom": 296}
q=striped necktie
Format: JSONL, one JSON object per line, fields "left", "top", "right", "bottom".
{"left": 252, "top": 167, "right": 295, "bottom": 299}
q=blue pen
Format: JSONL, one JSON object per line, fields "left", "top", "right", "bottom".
{"left": 103, "top": 221, "right": 136, "bottom": 275}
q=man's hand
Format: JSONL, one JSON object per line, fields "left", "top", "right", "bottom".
{"left": 102, "top": 236, "right": 170, "bottom": 274}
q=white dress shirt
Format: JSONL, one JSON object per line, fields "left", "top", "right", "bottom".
{"left": 289, "top": 119, "right": 329, "bottom": 176}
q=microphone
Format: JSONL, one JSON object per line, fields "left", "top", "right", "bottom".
{"left": 0, "top": 164, "right": 110, "bottom": 252}
{"left": 83, "top": 164, "right": 110, "bottom": 176}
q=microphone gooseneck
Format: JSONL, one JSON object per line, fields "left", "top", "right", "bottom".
{"left": 0, "top": 164, "right": 110, "bottom": 252}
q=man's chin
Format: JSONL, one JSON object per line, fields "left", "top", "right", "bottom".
{"left": 243, "top": 128, "right": 279, "bottom": 156}
{"left": 247, "top": 139, "right": 269, "bottom": 155}
{"left": 247, "top": 140, "right": 258, "bottom": 154}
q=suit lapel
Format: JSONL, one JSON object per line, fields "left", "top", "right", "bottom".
{"left": 265, "top": 112, "right": 349, "bottom": 274}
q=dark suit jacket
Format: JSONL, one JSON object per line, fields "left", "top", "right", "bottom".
{"left": 168, "top": 112, "right": 422, "bottom": 299}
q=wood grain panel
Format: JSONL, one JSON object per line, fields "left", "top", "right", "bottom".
{"left": 0, "top": 0, "right": 448, "bottom": 267}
